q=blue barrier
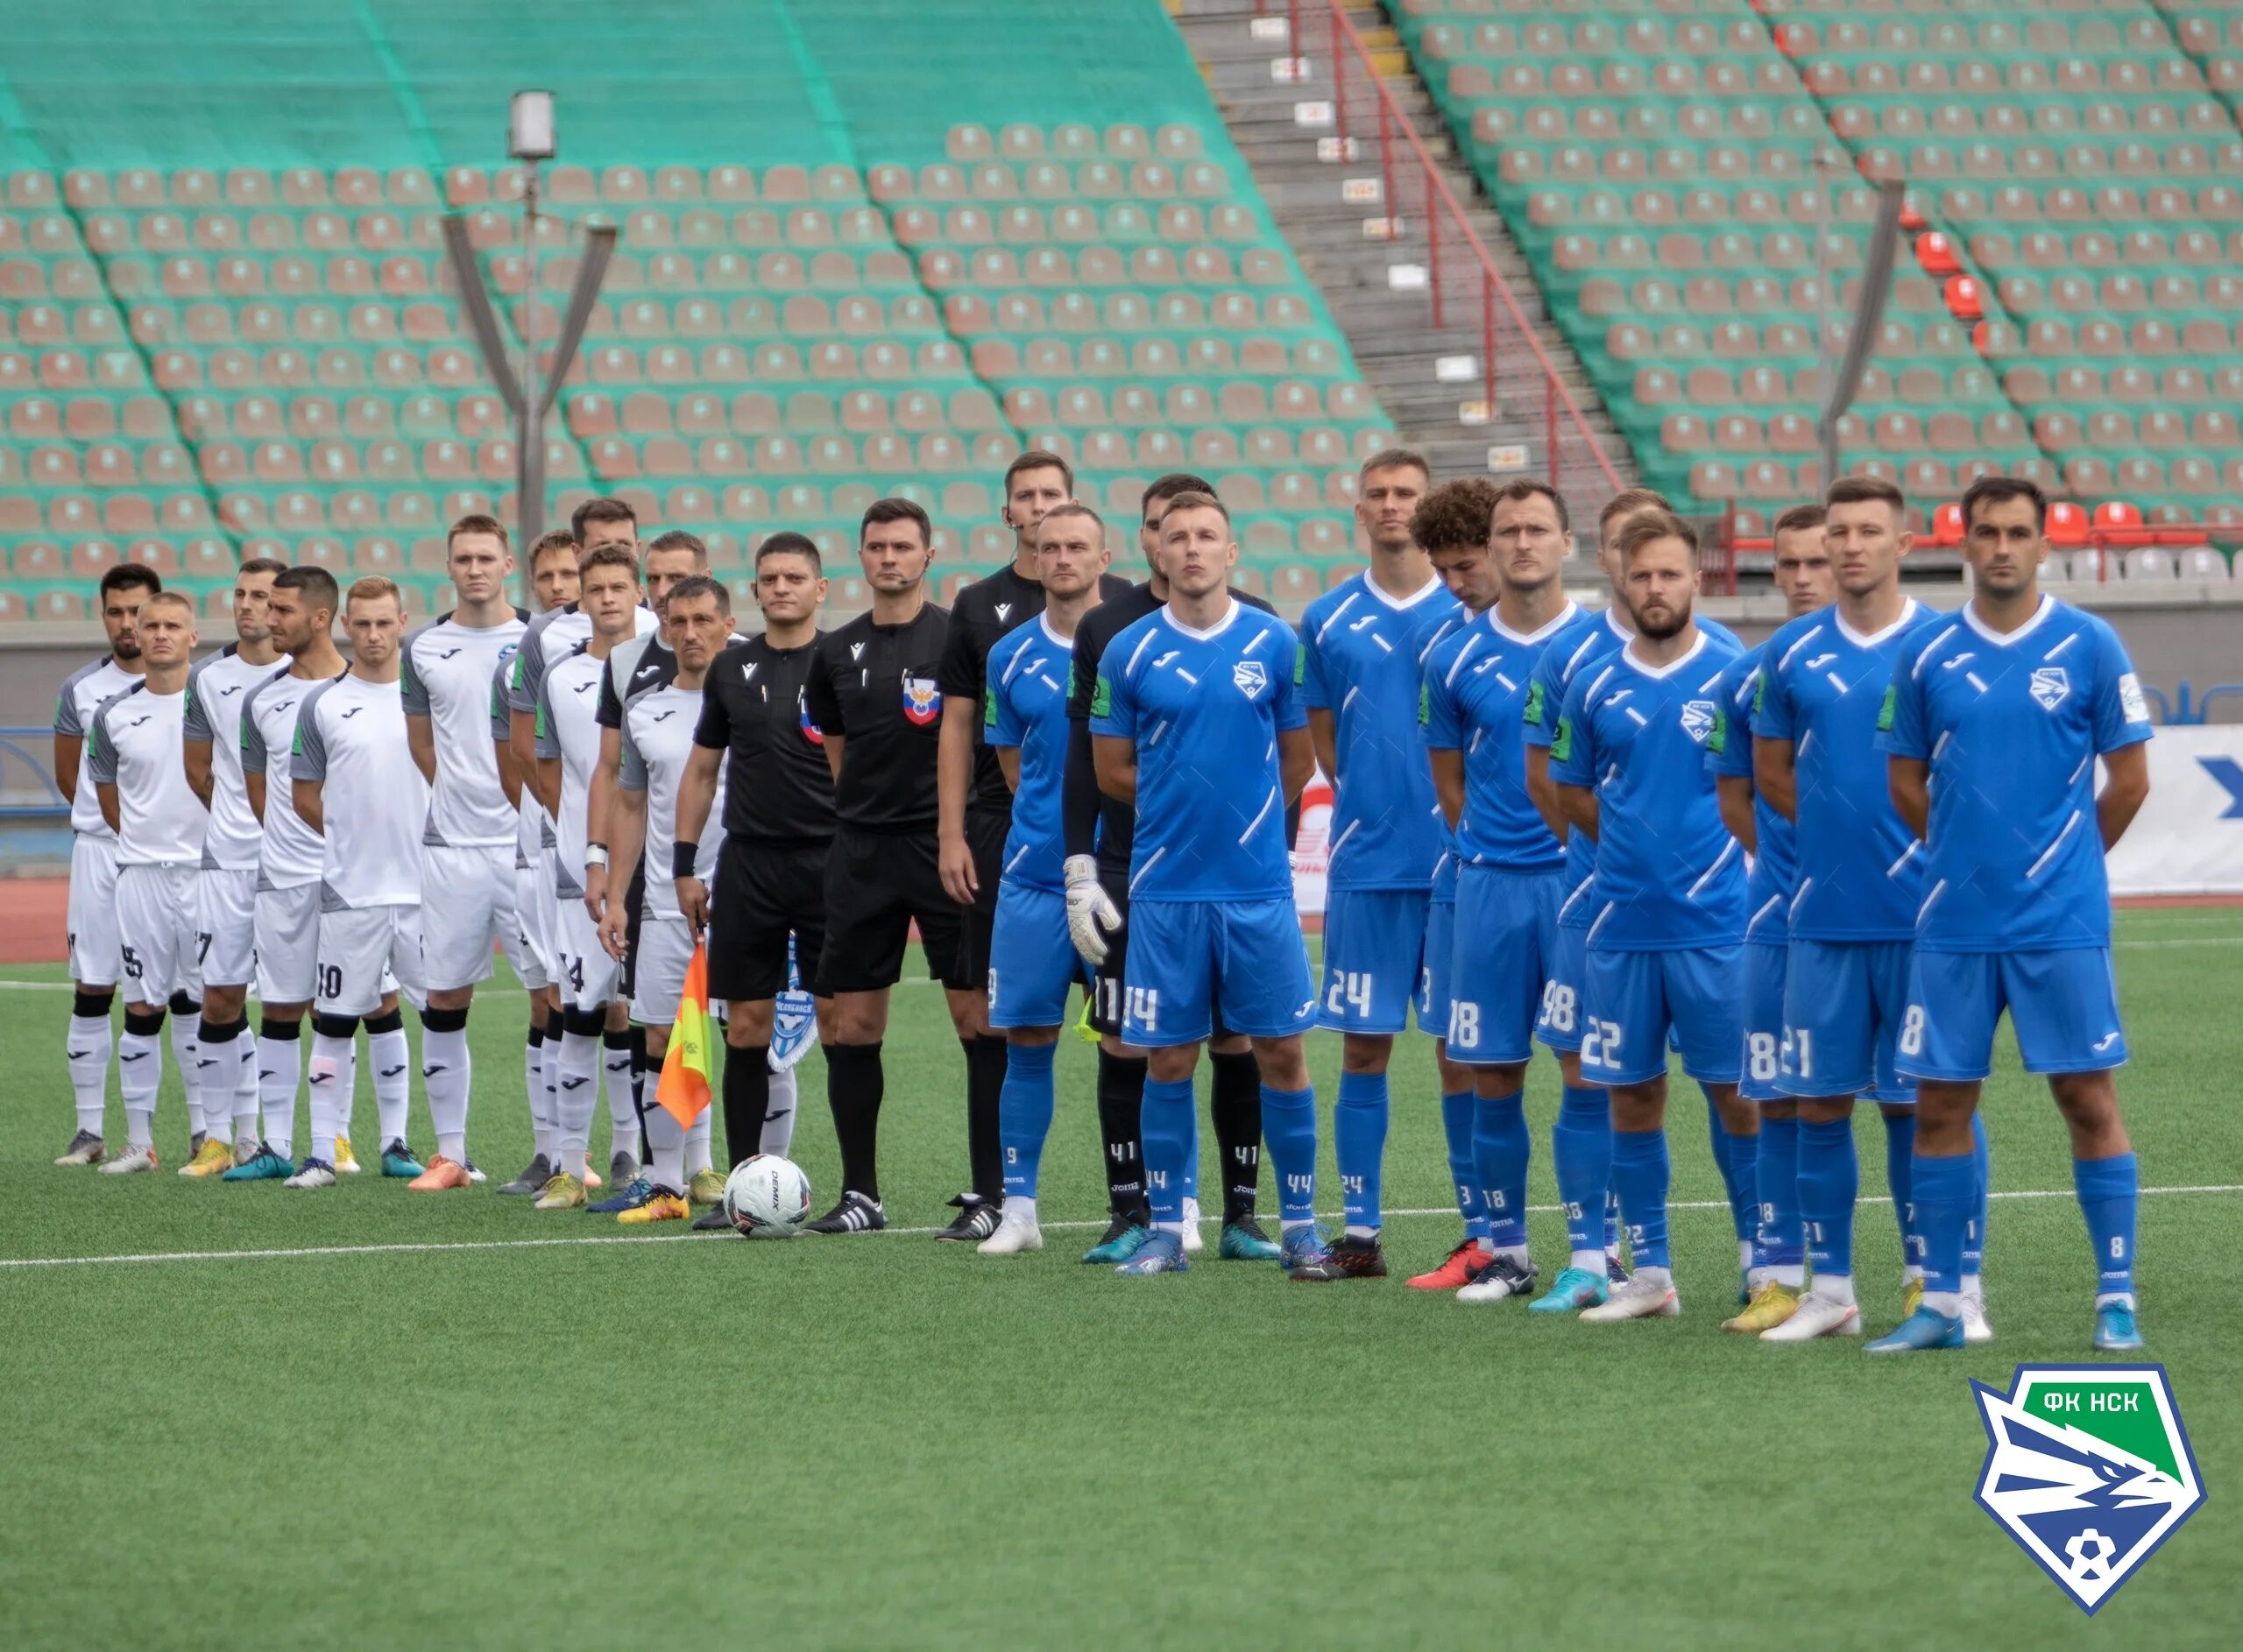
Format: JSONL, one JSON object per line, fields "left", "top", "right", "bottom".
{"left": 0, "top": 726, "right": 68, "bottom": 820}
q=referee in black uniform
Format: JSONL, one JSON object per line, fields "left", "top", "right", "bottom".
{"left": 798, "top": 498, "right": 987, "bottom": 1237}
{"left": 1060, "top": 473, "right": 1284, "bottom": 1258}
{"left": 935, "top": 449, "right": 1135, "bottom": 1235}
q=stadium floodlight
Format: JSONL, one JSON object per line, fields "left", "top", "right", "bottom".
{"left": 508, "top": 90, "right": 555, "bottom": 161}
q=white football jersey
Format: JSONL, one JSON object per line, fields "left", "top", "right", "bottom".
{"left": 619, "top": 679, "right": 726, "bottom": 921}
{"left": 241, "top": 669, "right": 331, "bottom": 890}
{"left": 184, "top": 646, "right": 288, "bottom": 871}
{"left": 507, "top": 602, "right": 656, "bottom": 870}
{"left": 403, "top": 608, "right": 528, "bottom": 850}
{"left": 88, "top": 682, "right": 209, "bottom": 866}
{"left": 294, "top": 672, "right": 426, "bottom": 910}
{"left": 534, "top": 644, "right": 609, "bottom": 900}
{"left": 53, "top": 654, "right": 140, "bottom": 837}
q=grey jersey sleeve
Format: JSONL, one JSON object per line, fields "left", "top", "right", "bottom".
{"left": 533, "top": 675, "right": 563, "bottom": 761}
{"left": 400, "top": 629, "right": 433, "bottom": 717}
{"left": 618, "top": 718, "right": 649, "bottom": 792}
{"left": 53, "top": 659, "right": 103, "bottom": 738}
{"left": 489, "top": 659, "right": 513, "bottom": 742}
{"left": 181, "top": 654, "right": 218, "bottom": 744}
{"left": 86, "top": 699, "right": 122, "bottom": 785}
{"left": 291, "top": 681, "right": 336, "bottom": 781}
{"left": 509, "top": 611, "right": 554, "bottom": 714}
{"left": 239, "top": 674, "right": 277, "bottom": 774}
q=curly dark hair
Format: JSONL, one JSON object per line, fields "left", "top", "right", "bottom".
{"left": 1411, "top": 478, "right": 1503, "bottom": 554}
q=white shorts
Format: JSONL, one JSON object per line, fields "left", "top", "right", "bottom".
{"left": 116, "top": 862, "right": 202, "bottom": 1006}
{"left": 256, "top": 882, "right": 322, "bottom": 1005}
{"left": 315, "top": 903, "right": 422, "bottom": 1019}
{"left": 630, "top": 915, "right": 696, "bottom": 1027}
{"left": 514, "top": 862, "right": 555, "bottom": 990}
{"left": 553, "top": 890, "right": 622, "bottom": 1015}
{"left": 67, "top": 832, "right": 123, "bottom": 987}
{"left": 421, "top": 843, "right": 534, "bottom": 992}
{"left": 198, "top": 866, "right": 258, "bottom": 988}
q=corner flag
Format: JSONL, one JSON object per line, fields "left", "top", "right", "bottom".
{"left": 657, "top": 940, "right": 714, "bottom": 1127}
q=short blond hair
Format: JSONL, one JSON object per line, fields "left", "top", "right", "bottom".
{"left": 346, "top": 575, "right": 402, "bottom": 610}
{"left": 1598, "top": 486, "right": 1673, "bottom": 541}
{"left": 139, "top": 589, "right": 196, "bottom": 618}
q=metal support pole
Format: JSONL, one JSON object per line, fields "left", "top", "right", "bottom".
{"left": 1482, "top": 273, "right": 1496, "bottom": 421}
{"left": 1426, "top": 160, "right": 1441, "bottom": 328}
{"left": 519, "top": 159, "right": 544, "bottom": 562}
{"left": 1329, "top": 4, "right": 1346, "bottom": 151}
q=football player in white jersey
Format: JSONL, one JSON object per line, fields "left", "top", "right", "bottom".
{"left": 180, "top": 557, "right": 288, "bottom": 1175}
{"left": 225, "top": 567, "right": 352, "bottom": 1180}
{"left": 530, "top": 542, "right": 646, "bottom": 1208}
{"left": 284, "top": 576, "right": 429, "bottom": 1190}
{"left": 51, "top": 564, "right": 159, "bottom": 1165}
{"left": 492, "top": 532, "right": 581, "bottom": 1194}
{"left": 400, "top": 515, "right": 533, "bottom": 1190}
{"left": 598, "top": 574, "right": 739, "bottom": 1222}
{"left": 87, "top": 591, "right": 211, "bottom": 1174}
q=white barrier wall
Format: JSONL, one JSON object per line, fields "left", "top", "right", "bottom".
{"left": 2106, "top": 726, "right": 2243, "bottom": 897}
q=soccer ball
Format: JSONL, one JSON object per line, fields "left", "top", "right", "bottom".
{"left": 722, "top": 1154, "right": 813, "bottom": 1238}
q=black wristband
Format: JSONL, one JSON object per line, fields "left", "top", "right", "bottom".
{"left": 673, "top": 841, "right": 698, "bottom": 880}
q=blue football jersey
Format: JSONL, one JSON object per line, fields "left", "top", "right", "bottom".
{"left": 1421, "top": 602, "right": 1581, "bottom": 872}
{"left": 1091, "top": 600, "right": 1306, "bottom": 903}
{"left": 1706, "top": 641, "right": 1794, "bottom": 944}
{"left": 1754, "top": 599, "right": 1945, "bottom": 942}
{"left": 1298, "top": 572, "right": 1464, "bottom": 890}
{"left": 985, "top": 615, "right": 1078, "bottom": 893}
{"left": 1879, "top": 596, "right": 2152, "bottom": 951}
{"left": 1551, "top": 629, "right": 1747, "bottom": 950}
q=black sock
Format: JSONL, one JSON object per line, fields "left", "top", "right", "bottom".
{"left": 628, "top": 1024, "right": 649, "bottom": 1155}
{"left": 1096, "top": 1047, "right": 1150, "bottom": 1222}
{"left": 824, "top": 1041, "right": 884, "bottom": 1203}
{"left": 965, "top": 1034, "right": 1008, "bottom": 1204}
{"left": 1210, "top": 1048, "right": 1263, "bottom": 1224}
{"left": 722, "top": 1043, "right": 772, "bottom": 1171}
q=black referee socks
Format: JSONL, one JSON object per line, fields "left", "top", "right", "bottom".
{"left": 824, "top": 1041, "right": 885, "bottom": 1203}
{"left": 964, "top": 1034, "right": 1008, "bottom": 1204}
{"left": 722, "top": 1043, "right": 772, "bottom": 1171}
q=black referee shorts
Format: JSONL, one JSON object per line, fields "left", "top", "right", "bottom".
{"left": 708, "top": 837, "right": 829, "bottom": 1004}
{"left": 815, "top": 828, "right": 968, "bottom": 995}
{"left": 950, "top": 808, "right": 1011, "bottom": 991}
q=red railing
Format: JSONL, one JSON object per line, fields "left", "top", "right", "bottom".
{"left": 1269, "top": 0, "right": 1624, "bottom": 506}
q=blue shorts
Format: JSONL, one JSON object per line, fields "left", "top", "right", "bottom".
{"left": 1899, "top": 948, "right": 2127, "bottom": 1083}
{"left": 987, "top": 881, "right": 1082, "bottom": 1030}
{"left": 1418, "top": 894, "right": 1454, "bottom": 1037}
{"left": 1781, "top": 937, "right": 1917, "bottom": 1104}
{"left": 1536, "top": 921, "right": 1589, "bottom": 1054}
{"left": 1448, "top": 864, "right": 1563, "bottom": 1066}
{"left": 1123, "top": 897, "right": 1319, "bottom": 1048}
{"left": 1740, "top": 940, "right": 1789, "bottom": 1103}
{"left": 1581, "top": 944, "right": 1744, "bottom": 1086}
{"left": 1319, "top": 887, "right": 1430, "bottom": 1034}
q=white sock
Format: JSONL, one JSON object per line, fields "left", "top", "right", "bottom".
{"left": 645, "top": 1103, "right": 687, "bottom": 1194}
{"left": 308, "top": 1033, "right": 357, "bottom": 1164}
{"left": 368, "top": 1024, "right": 411, "bottom": 1147}
{"left": 259, "top": 1027, "right": 301, "bottom": 1158}
{"left": 118, "top": 1027, "right": 162, "bottom": 1144}
{"left": 535, "top": 1031, "right": 560, "bottom": 1159}
{"left": 1816, "top": 1272, "right": 1856, "bottom": 1306}
{"left": 1495, "top": 1243, "right": 1530, "bottom": 1267}
{"left": 1737, "top": 1239, "right": 1753, "bottom": 1274}
{"left": 169, "top": 1014, "right": 204, "bottom": 1135}
{"left": 1155, "top": 1219, "right": 1185, "bottom": 1235}
{"left": 1923, "top": 1288, "right": 1963, "bottom": 1318}
{"left": 684, "top": 1108, "right": 712, "bottom": 1177}
{"left": 67, "top": 1013, "right": 113, "bottom": 1136}
{"left": 524, "top": 1031, "right": 545, "bottom": 1149}
{"left": 759, "top": 1066, "right": 799, "bottom": 1156}
{"left": 556, "top": 1030, "right": 600, "bottom": 1176}
{"left": 1281, "top": 1219, "right": 1315, "bottom": 1235}
{"left": 1570, "top": 1247, "right": 1606, "bottom": 1274}
{"left": 1635, "top": 1264, "right": 1673, "bottom": 1289}
{"left": 1962, "top": 1274, "right": 1984, "bottom": 1303}
{"left": 605, "top": 1036, "right": 637, "bottom": 1166}
{"left": 1344, "top": 1224, "right": 1378, "bottom": 1240}
{"left": 1903, "top": 1262, "right": 1925, "bottom": 1284}
{"left": 203, "top": 1021, "right": 251, "bottom": 1146}
{"left": 422, "top": 1025, "right": 471, "bottom": 1163}
{"left": 1774, "top": 1263, "right": 1807, "bottom": 1288}
{"left": 235, "top": 1032, "right": 258, "bottom": 1136}
{"left": 1007, "top": 1195, "right": 1038, "bottom": 1227}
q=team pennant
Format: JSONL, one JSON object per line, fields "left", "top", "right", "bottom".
{"left": 657, "top": 940, "right": 715, "bottom": 1127}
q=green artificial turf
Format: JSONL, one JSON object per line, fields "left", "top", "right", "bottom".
{"left": 0, "top": 910, "right": 2235, "bottom": 1648}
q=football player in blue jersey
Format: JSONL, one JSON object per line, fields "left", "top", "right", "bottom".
{"left": 1293, "top": 450, "right": 1466, "bottom": 1281}
{"left": 1420, "top": 478, "right": 1594, "bottom": 1303}
{"left": 1751, "top": 479, "right": 1992, "bottom": 1343}
{"left": 1704, "top": 504, "right": 1836, "bottom": 1332}
{"left": 1091, "top": 492, "right": 1322, "bottom": 1277}
{"left": 978, "top": 505, "right": 1111, "bottom": 1255}
{"left": 1550, "top": 511, "right": 1751, "bottom": 1321}
{"left": 1869, "top": 476, "right": 2153, "bottom": 1354}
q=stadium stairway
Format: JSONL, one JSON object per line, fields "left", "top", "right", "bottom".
{"left": 1171, "top": 0, "right": 1635, "bottom": 523}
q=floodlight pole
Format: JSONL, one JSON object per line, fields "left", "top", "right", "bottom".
{"left": 520, "top": 156, "right": 543, "bottom": 554}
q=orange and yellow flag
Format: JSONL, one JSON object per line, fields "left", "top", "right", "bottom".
{"left": 658, "top": 940, "right": 715, "bottom": 1127}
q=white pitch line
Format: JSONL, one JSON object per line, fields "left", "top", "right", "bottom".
{"left": 4, "top": 1185, "right": 2239, "bottom": 1271}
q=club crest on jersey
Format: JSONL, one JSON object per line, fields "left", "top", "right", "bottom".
{"left": 1232, "top": 660, "right": 1269, "bottom": 699}
{"left": 2031, "top": 667, "right": 2071, "bottom": 710}
{"left": 902, "top": 675, "right": 942, "bottom": 725}
{"left": 1680, "top": 699, "right": 1716, "bottom": 744}
{"left": 1971, "top": 1365, "right": 2203, "bottom": 1614}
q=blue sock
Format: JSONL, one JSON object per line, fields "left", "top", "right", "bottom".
{"left": 1610, "top": 1126, "right": 1670, "bottom": 1271}
{"left": 1965, "top": 1112, "right": 1990, "bottom": 1280}
{"left": 1440, "top": 1090, "right": 1489, "bottom": 1242}
{"left": 1797, "top": 1119, "right": 1858, "bottom": 1281}
{"left": 996, "top": 1041, "right": 1056, "bottom": 1201}
{"left": 1552, "top": 1085, "right": 1611, "bottom": 1257}
{"left": 1137, "top": 1077, "right": 1195, "bottom": 1226}
{"left": 1883, "top": 1110, "right": 1921, "bottom": 1271}
{"left": 1334, "top": 1072, "right": 1388, "bottom": 1231}
{"left": 1261, "top": 1084, "right": 1318, "bottom": 1227}
{"left": 2073, "top": 1151, "right": 2137, "bottom": 1303}
{"left": 1912, "top": 1151, "right": 1975, "bottom": 1300}
{"left": 1472, "top": 1089, "right": 1530, "bottom": 1250}
{"left": 1703, "top": 1086, "right": 1756, "bottom": 1253}
{"left": 1756, "top": 1115, "right": 1804, "bottom": 1272}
